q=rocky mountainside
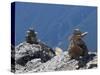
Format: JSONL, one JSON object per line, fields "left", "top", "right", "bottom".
{"left": 12, "top": 42, "right": 97, "bottom": 73}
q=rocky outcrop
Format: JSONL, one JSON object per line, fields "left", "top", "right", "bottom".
{"left": 14, "top": 51, "right": 97, "bottom": 73}
{"left": 12, "top": 39, "right": 97, "bottom": 73}
{"left": 15, "top": 42, "right": 55, "bottom": 66}
{"left": 11, "top": 28, "right": 97, "bottom": 73}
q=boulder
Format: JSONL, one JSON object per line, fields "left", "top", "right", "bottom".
{"left": 15, "top": 42, "right": 55, "bottom": 66}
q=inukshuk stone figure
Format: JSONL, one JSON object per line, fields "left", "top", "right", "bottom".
{"left": 26, "top": 28, "right": 38, "bottom": 44}
{"left": 68, "top": 29, "right": 88, "bottom": 59}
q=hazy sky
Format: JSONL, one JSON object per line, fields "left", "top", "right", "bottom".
{"left": 15, "top": 2, "right": 97, "bottom": 51}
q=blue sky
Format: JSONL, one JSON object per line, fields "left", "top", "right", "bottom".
{"left": 15, "top": 2, "right": 97, "bottom": 51}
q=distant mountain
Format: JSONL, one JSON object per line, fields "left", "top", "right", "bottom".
{"left": 15, "top": 2, "right": 97, "bottom": 52}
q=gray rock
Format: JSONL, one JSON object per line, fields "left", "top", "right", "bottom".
{"left": 15, "top": 51, "right": 97, "bottom": 73}
{"left": 14, "top": 42, "right": 55, "bottom": 66}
